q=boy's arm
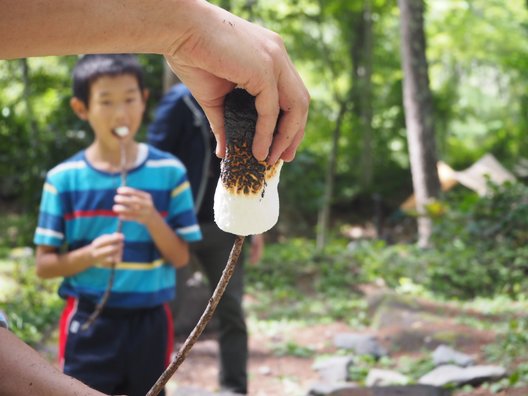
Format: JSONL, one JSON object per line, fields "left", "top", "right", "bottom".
{"left": 36, "top": 233, "right": 124, "bottom": 279}
{"left": 145, "top": 212, "right": 190, "bottom": 268}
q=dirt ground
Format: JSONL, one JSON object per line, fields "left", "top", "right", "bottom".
{"left": 165, "top": 306, "right": 528, "bottom": 396}
{"left": 167, "top": 321, "right": 352, "bottom": 396}
{"left": 36, "top": 289, "right": 528, "bottom": 396}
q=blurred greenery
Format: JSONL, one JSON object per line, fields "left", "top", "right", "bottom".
{"left": 0, "top": 252, "right": 61, "bottom": 347}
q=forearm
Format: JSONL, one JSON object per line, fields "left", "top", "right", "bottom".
{"left": 146, "top": 212, "right": 189, "bottom": 268}
{"left": 0, "top": 328, "right": 106, "bottom": 396}
{"left": 0, "top": 0, "right": 202, "bottom": 59}
{"left": 36, "top": 246, "right": 93, "bottom": 279}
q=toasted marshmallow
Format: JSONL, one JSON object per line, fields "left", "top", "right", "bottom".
{"left": 214, "top": 89, "right": 283, "bottom": 236}
{"left": 113, "top": 126, "right": 129, "bottom": 138}
{"left": 214, "top": 160, "right": 283, "bottom": 236}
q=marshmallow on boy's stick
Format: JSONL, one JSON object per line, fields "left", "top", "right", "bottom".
{"left": 113, "top": 126, "right": 129, "bottom": 138}
{"left": 214, "top": 89, "right": 283, "bottom": 236}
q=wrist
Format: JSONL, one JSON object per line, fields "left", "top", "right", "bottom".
{"left": 80, "top": 244, "right": 97, "bottom": 269}
{"left": 144, "top": 210, "right": 163, "bottom": 230}
{"left": 153, "top": 0, "right": 208, "bottom": 56}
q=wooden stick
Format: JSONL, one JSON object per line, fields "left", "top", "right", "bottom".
{"left": 146, "top": 235, "right": 246, "bottom": 396}
{"left": 81, "top": 140, "right": 128, "bottom": 331}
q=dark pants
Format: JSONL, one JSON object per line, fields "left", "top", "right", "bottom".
{"left": 192, "top": 222, "right": 248, "bottom": 394}
{"left": 61, "top": 299, "right": 171, "bottom": 396}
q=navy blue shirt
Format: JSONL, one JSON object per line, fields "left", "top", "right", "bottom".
{"left": 147, "top": 84, "right": 219, "bottom": 223}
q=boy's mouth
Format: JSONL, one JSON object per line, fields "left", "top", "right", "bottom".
{"left": 112, "top": 126, "right": 130, "bottom": 138}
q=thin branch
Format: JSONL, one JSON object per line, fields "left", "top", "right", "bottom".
{"left": 81, "top": 140, "right": 127, "bottom": 331}
{"left": 146, "top": 235, "right": 246, "bottom": 396}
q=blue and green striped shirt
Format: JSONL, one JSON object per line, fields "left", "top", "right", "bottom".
{"left": 34, "top": 144, "right": 201, "bottom": 308}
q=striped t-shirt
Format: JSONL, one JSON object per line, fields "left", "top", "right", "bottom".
{"left": 34, "top": 144, "right": 202, "bottom": 308}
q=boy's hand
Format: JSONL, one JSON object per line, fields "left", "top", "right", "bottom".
{"left": 90, "top": 233, "right": 124, "bottom": 267}
{"left": 113, "top": 186, "right": 156, "bottom": 226}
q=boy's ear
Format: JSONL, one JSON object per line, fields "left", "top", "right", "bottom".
{"left": 70, "top": 97, "right": 88, "bottom": 120}
{"left": 142, "top": 89, "right": 150, "bottom": 103}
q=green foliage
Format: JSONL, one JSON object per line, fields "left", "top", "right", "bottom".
{"left": 345, "top": 354, "right": 436, "bottom": 385}
{"left": 349, "top": 182, "right": 528, "bottom": 299}
{"left": 396, "top": 355, "right": 436, "bottom": 380}
{"left": 0, "top": 212, "right": 37, "bottom": 247}
{"left": 347, "top": 356, "right": 372, "bottom": 384}
{"left": 0, "top": 57, "right": 87, "bottom": 207}
{"left": 272, "top": 341, "right": 316, "bottom": 358}
{"left": 486, "top": 318, "right": 528, "bottom": 366}
{"left": 0, "top": 255, "right": 62, "bottom": 346}
{"left": 427, "top": 182, "right": 528, "bottom": 298}
{"left": 349, "top": 240, "right": 427, "bottom": 287}
{"left": 427, "top": 0, "right": 528, "bottom": 164}
{"left": 278, "top": 150, "right": 326, "bottom": 235}
{"left": 246, "top": 238, "right": 368, "bottom": 327}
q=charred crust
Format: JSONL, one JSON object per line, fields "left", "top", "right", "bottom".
{"left": 221, "top": 89, "right": 279, "bottom": 196}
{"left": 224, "top": 89, "right": 258, "bottom": 144}
{"left": 220, "top": 138, "right": 267, "bottom": 195}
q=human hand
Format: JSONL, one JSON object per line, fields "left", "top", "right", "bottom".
{"left": 113, "top": 186, "right": 157, "bottom": 226}
{"left": 164, "top": 1, "right": 309, "bottom": 164}
{"left": 90, "top": 233, "right": 124, "bottom": 267}
{"left": 249, "top": 234, "right": 265, "bottom": 265}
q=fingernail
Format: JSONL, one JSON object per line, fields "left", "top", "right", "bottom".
{"left": 266, "top": 152, "right": 278, "bottom": 165}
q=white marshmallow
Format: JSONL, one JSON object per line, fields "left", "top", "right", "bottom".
{"left": 113, "top": 126, "right": 129, "bottom": 137}
{"left": 214, "top": 161, "right": 283, "bottom": 236}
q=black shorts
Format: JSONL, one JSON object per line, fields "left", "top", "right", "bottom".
{"left": 59, "top": 297, "right": 173, "bottom": 396}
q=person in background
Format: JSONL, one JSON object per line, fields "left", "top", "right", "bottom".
{"left": 148, "top": 83, "right": 264, "bottom": 395}
{"left": 33, "top": 54, "right": 201, "bottom": 396}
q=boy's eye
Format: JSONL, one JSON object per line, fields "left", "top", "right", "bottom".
{"left": 126, "top": 97, "right": 138, "bottom": 104}
{"left": 100, "top": 101, "right": 112, "bottom": 106}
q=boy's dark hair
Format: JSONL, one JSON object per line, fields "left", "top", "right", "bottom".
{"left": 72, "top": 54, "right": 145, "bottom": 106}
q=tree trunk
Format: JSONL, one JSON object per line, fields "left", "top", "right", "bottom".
{"left": 21, "top": 59, "right": 38, "bottom": 144}
{"left": 316, "top": 102, "right": 346, "bottom": 253}
{"left": 351, "top": 1, "right": 374, "bottom": 190}
{"left": 398, "top": 0, "right": 440, "bottom": 247}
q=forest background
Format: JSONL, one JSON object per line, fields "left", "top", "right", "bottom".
{"left": 1, "top": 0, "right": 528, "bottom": 394}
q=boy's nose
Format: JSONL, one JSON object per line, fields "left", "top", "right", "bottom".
{"left": 114, "top": 103, "right": 128, "bottom": 121}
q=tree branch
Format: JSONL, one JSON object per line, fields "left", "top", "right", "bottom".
{"left": 146, "top": 235, "right": 246, "bottom": 396}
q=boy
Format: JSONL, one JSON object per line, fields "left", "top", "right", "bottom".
{"left": 34, "top": 54, "right": 201, "bottom": 396}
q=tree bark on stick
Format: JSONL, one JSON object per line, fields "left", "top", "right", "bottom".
{"left": 398, "top": 0, "right": 440, "bottom": 247}
{"left": 146, "top": 235, "right": 246, "bottom": 396}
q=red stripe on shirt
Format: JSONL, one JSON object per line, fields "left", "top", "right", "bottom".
{"left": 64, "top": 210, "right": 168, "bottom": 220}
{"left": 64, "top": 210, "right": 117, "bottom": 220}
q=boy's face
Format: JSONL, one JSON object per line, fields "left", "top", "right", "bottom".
{"left": 71, "top": 74, "right": 148, "bottom": 148}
